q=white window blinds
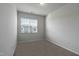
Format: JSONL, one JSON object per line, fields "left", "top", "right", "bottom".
{"left": 21, "top": 17, "right": 38, "bottom": 33}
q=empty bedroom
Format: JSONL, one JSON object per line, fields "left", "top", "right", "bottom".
{"left": 0, "top": 3, "right": 79, "bottom": 56}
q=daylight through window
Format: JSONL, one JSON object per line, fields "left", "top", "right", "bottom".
{"left": 21, "top": 17, "right": 38, "bottom": 33}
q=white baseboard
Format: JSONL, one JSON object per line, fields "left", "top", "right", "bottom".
{"left": 46, "top": 38, "right": 79, "bottom": 55}
{"left": 18, "top": 39, "right": 44, "bottom": 43}
{"left": 12, "top": 39, "right": 17, "bottom": 56}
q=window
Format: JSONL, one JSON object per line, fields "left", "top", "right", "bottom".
{"left": 21, "top": 17, "right": 38, "bottom": 33}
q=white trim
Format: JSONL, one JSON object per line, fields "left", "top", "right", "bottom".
{"left": 46, "top": 38, "right": 79, "bottom": 55}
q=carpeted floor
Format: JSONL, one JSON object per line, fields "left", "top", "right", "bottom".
{"left": 14, "top": 40, "right": 78, "bottom": 56}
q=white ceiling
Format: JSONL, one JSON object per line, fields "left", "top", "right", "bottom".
{"left": 15, "top": 3, "right": 66, "bottom": 16}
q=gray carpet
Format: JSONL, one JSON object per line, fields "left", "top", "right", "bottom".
{"left": 14, "top": 40, "right": 78, "bottom": 56}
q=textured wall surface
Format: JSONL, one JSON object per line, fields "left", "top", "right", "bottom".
{"left": 46, "top": 4, "right": 79, "bottom": 55}
{"left": 0, "top": 4, "right": 17, "bottom": 56}
{"left": 17, "top": 11, "right": 45, "bottom": 42}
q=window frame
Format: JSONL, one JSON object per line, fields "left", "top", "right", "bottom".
{"left": 20, "top": 17, "right": 38, "bottom": 33}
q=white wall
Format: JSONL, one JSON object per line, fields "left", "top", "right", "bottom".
{"left": 0, "top": 4, "right": 17, "bottom": 56}
{"left": 17, "top": 11, "right": 45, "bottom": 42}
{"left": 46, "top": 4, "right": 79, "bottom": 55}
